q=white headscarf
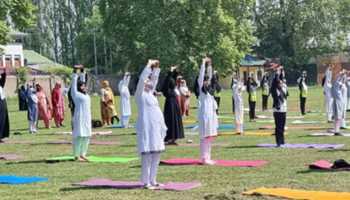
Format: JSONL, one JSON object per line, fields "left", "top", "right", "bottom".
{"left": 0, "top": 86, "right": 5, "bottom": 100}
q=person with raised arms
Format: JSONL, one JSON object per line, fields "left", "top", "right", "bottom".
{"left": 70, "top": 66, "right": 91, "bottom": 162}
{"left": 233, "top": 76, "right": 245, "bottom": 135}
{"left": 197, "top": 57, "right": 218, "bottom": 165}
{"left": 0, "top": 67, "right": 9, "bottom": 142}
{"left": 135, "top": 60, "right": 167, "bottom": 189}
{"left": 118, "top": 72, "right": 132, "bottom": 128}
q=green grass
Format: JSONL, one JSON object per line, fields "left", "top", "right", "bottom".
{"left": 1, "top": 86, "right": 350, "bottom": 200}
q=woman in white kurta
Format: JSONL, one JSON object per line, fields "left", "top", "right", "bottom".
{"left": 197, "top": 57, "right": 218, "bottom": 165}
{"left": 233, "top": 79, "right": 245, "bottom": 134}
{"left": 70, "top": 69, "right": 92, "bottom": 161}
{"left": 135, "top": 60, "right": 167, "bottom": 189}
{"left": 332, "top": 70, "right": 346, "bottom": 134}
{"left": 324, "top": 67, "right": 333, "bottom": 122}
{"left": 118, "top": 72, "right": 132, "bottom": 128}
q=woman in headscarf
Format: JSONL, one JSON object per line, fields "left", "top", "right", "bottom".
{"left": 161, "top": 66, "right": 184, "bottom": 145}
{"left": 0, "top": 68, "right": 9, "bottom": 142}
{"left": 52, "top": 81, "right": 65, "bottom": 128}
{"left": 26, "top": 81, "right": 38, "bottom": 134}
{"left": 179, "top": 80, "right": 191, "bottom": 117}
{"left": 18, "top": 85, "right": 28, "bottom": 111}
{"left": 118, "top": 72, "right": 132, "bottom": 128}
{"left": 135, "top": 59, "right": 167, "bottom": 189}
{"left": 71, "top": 67, "right": 92, "bottom": 161}
{"left": 100, "top": 80, "right": 118, "bottom": 126}
{"left": 197, "top": 57, "right": 218, "bottom": 165}
{"left": 36, "top": 84, "right": 52, "bottom": 128}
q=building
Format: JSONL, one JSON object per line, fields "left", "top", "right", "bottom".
{"left": 239, "top": 55, "right": 267, "bottom": 83}
{"left": 0, "top": 32, "right": 27, "bottom": 71}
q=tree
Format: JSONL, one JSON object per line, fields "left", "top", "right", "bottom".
{"left": 98, "top": 0, "right": 255, "bottom": 77}
{"left": 0, "top": 0, "right": 36, "bottom": 44}
{"left": 254, "top": 0, "right": 350, "bottom": 70}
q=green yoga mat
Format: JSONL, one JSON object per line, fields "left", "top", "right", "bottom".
{"left": 46, "top": 156, "right": 138, "bottom": 163}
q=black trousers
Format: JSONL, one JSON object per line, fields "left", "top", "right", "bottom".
{"left": 262, "top": 95, "right": 268, "bottom": 111}
{"left": 274, "top": 112, "right": 286, "bottom": 146}
{"left": 249, "top": 101, "right": 256, "bottom": 120}
{"left": 232, "top": 96, "right": 235, "bottom": 114}
{"left": 214, "top": 96, "right": 221, "bottom": 113}
{"left": 300, "top": 96, "right": 306, "bottom": 115}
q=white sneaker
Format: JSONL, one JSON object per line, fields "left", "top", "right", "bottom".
{"left": 202, "top": 159, "right": 216, "bottom": 165}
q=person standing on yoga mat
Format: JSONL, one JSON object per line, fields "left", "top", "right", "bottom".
{"left": 70, "top": 66, "right": 91, "bottom": 162}
{"left": 332, "top": 69, "right": 348, "bottom": 134}
{"left": 52, "top": 81, "right": 65, "bottom": 128}
{"left": 271, "top": 66, "right": 288, "bottom": 147}
{"left": 231, "top": 74, "right": 238, "bottom": 114}
{"left": 198, "top": 57, "right": 218, "bottom": 165}
{"left": 247, "top": 75, "right": 258, "bottom": 121}
{"left": 118, "top": 72, "right": 132, "bottom": 128}
{"left": 346, "top": 77, "right": 350, "bottom": 112}
{"left": 297, "top": 71, "right": 308, "bottom": 115}
{"left": 233, "top": 77, "right": 245, "bottom": 135}
{"left": 341, "top": 73, "right": 349, "bottom": 129}
{"left": 26, "top": 80, "right": 38, "bottom": 134}
{"left": 0, "top": 68, "right": 9, "bottom": 142}
{"left": 260, "top": 72, "right": 270, "bottom": 112}
{"left": 135, "top": 60, "right": 167, "bottom": 189}
{"left": 323, "top": 66, "right": 333, "bottom": 123}
{"left": 162, "top": 65, "right": 184, "bottom": 145}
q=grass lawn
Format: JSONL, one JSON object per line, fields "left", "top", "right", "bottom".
{"left": 1, "top": 86, "right": 350, "bottom": 200}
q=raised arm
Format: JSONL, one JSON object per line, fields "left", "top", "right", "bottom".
{"left": 0, "top": 72, "right": 6, "bottom": 88}
{"left": 150, "top": 68, "right": 160, "bottom": 93}
{"left": 198, "top": 61, "right": 206, "bottom": 89}
{"left": 135, "top": 65, "right": 152, "bottom": 98}
{"left": 70, "top": 73, "right": 79, "bottom": 99}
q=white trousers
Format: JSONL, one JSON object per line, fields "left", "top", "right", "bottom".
{"left": 141, "top": 153, "right": 161, "bottom": 186}
{"left": 200, "top": 137, "right": 214, "bottom": 161}
{"left": 29, "top": 121, "right": 37, "bottom": 133}
{"left": 121, "top": 115, "right": 130, "bottom": 128}
{"left": 73, "top": 137, "right": 90, "bottom": 157}
{"left": 325, "top": 95, "right": 333, "bottom": 121}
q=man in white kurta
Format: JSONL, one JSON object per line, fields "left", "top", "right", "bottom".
{"left": 118, "top": 72, "right": 132, "bottom": 128}
{"left": 135, "top": 60, "right": 167, "bottom": 189}
{"left": 324, "top": 67, "right": 333, "bottom": 122}
{"left": 70, "top": 69, "right": 92, "bottom": 161}
{"left": 233, "top": 79, "right": 245, "bottom": 134}
{"left": 198, "top": 57, "right": 218, "bottom": 165}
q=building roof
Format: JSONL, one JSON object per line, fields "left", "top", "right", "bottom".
{"left": 23, "top": 50, "right": 70, "bottom": 73}
{"left": 240, "top": 55, "right": 266, "bottom": 66}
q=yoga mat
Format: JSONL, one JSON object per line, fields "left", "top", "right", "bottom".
{"left": 56, "top": 131, "right": 113, "bottom": 135}
{"left": 256, "top": 115, "right": 273, "bottom": 119}
{"left": 0, "top": 154, "right": 22, "bottom": 160}
{"left": 218, "top": 124, "right": 235, "bottom": 130}
{"left": 46, "top": 156, "right": 138, "bottom": 163}
{"left": 183, "top": 119, "right": 197, "bottom": 124}
{"left": 291, "top": 120, "right": 320, "bottom": 124}
{"left": 218, "top": 131, "right": 275, "bottom": 136}
{"left": 184, "top": 124, "right": 198, "bottom": 129}
{"left": 0, "top": 175, "right": 48, "bottom": 184}
{"left": 161, "top": 158, "right": 268, "bottom": 167}
{"left": 309, "top": 160, "right": 350, "bottom": 171}
{"left": 309, "top": 133, "right": 350, "bottom": 137}
{"left": 243, "top": 187, "right": 350, "bottom": 200}
{"left": 287, "top": 116, "right": 305, "bottom": 119}
{"left": 74, "top": 178, "right": 201, "bottom": 191}
{"left": 46, "top": 140, "right": 118, "bottom": 146}
{"left": 259, "top": 126, "right": 325, "bottom": 131}
{"left": 257, "top": 143, "right": 344, "bottom": 149}
{"left": 108, "top": 124, "right": 134, "bottom": 129}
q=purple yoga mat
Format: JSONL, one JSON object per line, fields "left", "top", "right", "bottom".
{"left": 74, "top": 178, "right": 201, "bottom": 191}
{"left": 0, "top": 154, "right": 22, "bottom": 160}
{"left": 257, "top": 143, "right": 344, "bottom": 149}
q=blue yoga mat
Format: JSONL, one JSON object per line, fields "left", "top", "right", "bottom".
{"left": 185, "top": 124, "right": 235, "bottom": 130}
{"left": 0, "top": 175, "right": 48, "bottom": 184}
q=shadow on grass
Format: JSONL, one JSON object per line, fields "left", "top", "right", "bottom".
{"left": 60, "top": 187, "right": 125, "bottom": 192}
{"left": 297, "top": 169, "right": 347, "bottom": 174}
{"left": 6, "top": 159, "right": 74, "bottom": 165}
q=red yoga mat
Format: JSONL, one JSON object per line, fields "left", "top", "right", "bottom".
{"left": 161, "top": 158, "right": 268, "bottom": 167}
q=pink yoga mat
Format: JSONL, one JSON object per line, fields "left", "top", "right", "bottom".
{"left": 309, "top": 160, "right": 333, "bottom": 170}
{"left": 161, "top": 158, "right": 268, "bottom": 167}
{"left": 74, "top": 178, "right": 201, "bottom": 191}
{"left": 0, "top": 154, "right": 21, "bottom": 160}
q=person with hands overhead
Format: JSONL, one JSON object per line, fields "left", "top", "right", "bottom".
{"left": 0, "top": 67, "right": 9, "bottom": 142}
{"left": 135, "top": 59, "right": 167, "bottom": 190}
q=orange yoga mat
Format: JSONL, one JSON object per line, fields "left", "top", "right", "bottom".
{"left": 243, "top": 187, "right": 350, "bottom": 200}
